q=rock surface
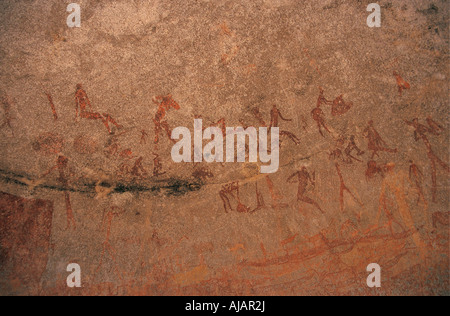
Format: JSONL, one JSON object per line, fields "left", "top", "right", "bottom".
{"left": 0, "top": 0, "right": 448, "bottom": 295}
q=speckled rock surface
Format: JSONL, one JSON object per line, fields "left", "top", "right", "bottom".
{"left": 0, "top": 0, "right": 448, "bottom": 295}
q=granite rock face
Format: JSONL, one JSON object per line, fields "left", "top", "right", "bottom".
{"left": 0, "top": 0, "right": 448, "bottom": 295}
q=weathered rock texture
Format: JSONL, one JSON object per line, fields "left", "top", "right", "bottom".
{"left": 0, "top": 0, "right": 448, "bottom": 295}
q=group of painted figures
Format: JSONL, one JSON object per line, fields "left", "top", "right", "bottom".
{"left": 0, "top": 71, "right": 448, "bottom": 236}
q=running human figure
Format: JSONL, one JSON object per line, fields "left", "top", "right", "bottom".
{"left": 287, "top": 167, "right": 324, "bottom": 214}
{"left": 363, "top": 120, "right": 397, "bottom": 159}
{"left": 152, "top": 94, "right": 181, "bottom": 145}
{"left": 75, "top": 84, "right": 122, "bottom": 134}
{"left": 405, "top": 118, "right": 450, "bottom": 202}
{"left": 393, "top": 71, "right": 410, "bottom": 96}
{"left": 251, "top": 105, "right": 300, "bottom": 145}
{"left": 311, "top": 88, "right": 332, "bottom": 137}
{"left": 344, "top": 135, "right": 365, "bottom": 163}
{"left": 270, "top": 105, "right": 300, "bottom": 145}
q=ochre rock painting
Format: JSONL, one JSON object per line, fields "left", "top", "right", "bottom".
{"left": 0, "top": 0, "right": 448, "bottom": 296}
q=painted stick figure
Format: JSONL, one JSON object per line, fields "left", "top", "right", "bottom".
{"left": 334, "top": 162, "right": 364, "bottom": 213}
{"left": 409, "top": 161, "right": 427, "bottom": 207}
{"left": 75, "top": 84, "right": 122, "bottom": 134}
{"left": 330, "top": 139, "right": 364, "bottom": 212}
{"left": 152, "top": 94, "right": 180, "bottom": 144}
{"left": 363, "top": 120, "right": 397, "bottom": 158}
{"left": 344, "top": 135, "right": 365, "bottom": 163}
{"left": 45, "top": 92, "right": 58, "bottom": 120}
{"left": 251, "top": 105, "right": 300, "bottom": 145}
{"left": 287, "top": 167, "right": 324, "bottom": 214}
{"left": 405, "top": 118, "right": 450, "bottom": 202}
{"left": 270, "top": 105, "right": 301, "bottom": 145}
{"left": 96, "top": 206, "right": 125, "bottom": 281}
{"left": 311, "top": 88, "right": 332, "bottom": 137}
{"left": 393, "top": 71, "right": 410, "bottom": 96}
{"left": 152, "top": 153, "right": 166, "bottom": 177}
{"left": 1, "top": 94, "right": 15, "bottom": 136}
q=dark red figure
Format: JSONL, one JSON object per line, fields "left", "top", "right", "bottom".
{"left": 406, "top": 118, "right": 450, "bottom": 202}
{"left": 344, "top": 135, "right": 365, "bottom": 163}
{"left": 311, "top": 88, "right": 332, "bottom": 137}
{"left": 287, "top": 167, "right": 324, "bottom": 214}
{"left": 152, "top": 153, "right": 166, "bottom": 177}
{"left": 153, "top": 95, "right": 181, "bottom": 144}
{"left": 365, "top": 160, "right": 384, "bottom": 180}
{"left": 45, "top": 92, "right": 58, "bottom": 120}
{"left": 363, "top": 120, "right": 397, "bottom": 158}
{"left": 75, "top": 84, "right": 122, "bottom": 134}
{"left": 252, "top": 105, "right": 300, "bottom": 145}
{"left": 393, "top": 71, "right": 410, "bottom": 96}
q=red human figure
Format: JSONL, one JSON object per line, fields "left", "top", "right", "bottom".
{"left": 270, "top": 105, "right": 301, "bottom": 145}
{"left": 45, "top": 92, "right": 58, "bottom": 120}
{"left": 96, "top": 206, "right": 125, "bottom": 281}
{"left": 152, "top": 153, "right": 166, "bottom": 177}
{"left": 287, "top": 167, "right": 324, "bottom": 214}
{"left": 252, "top": 105, "right": 300, "bottom": 145}
{"left": 334, "top": 162, "right": 364, "bottom": 213}
{"left": 311, "top": 88, "right": 332, "bottom": 137}
{"left": 41, "top": 155, "right": 76, "bottom": 229}
{"left": 363, "top": 120, "right": 397, "bottom": 158}
{"left": 330, "top": 138, "right": 364, "bottom": 212}
{"left": 75, "top": 84, "right": 122, "bottom": 134}
{"left": 393, "top": 71, "right": 410, "bottom": 96}
{"left": 344, "top": 135, "right": 365, "bottom": 163}
{"left": 270, "top": 104, "right": 292, "bottom": 128}
{"left": 152, "top": 94, "right": 181, "bottom": 144}
{"left": 1, "top": 94, "right": 15, "bottom": 136}
{"left": 251, "top": 108, "right": 267, "bottom": 127}
{"left": 409, "top": 161, "right": 427, "bottom": 207}
{"left": 405, "top": 118, "right": 450, "bottom": 202}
